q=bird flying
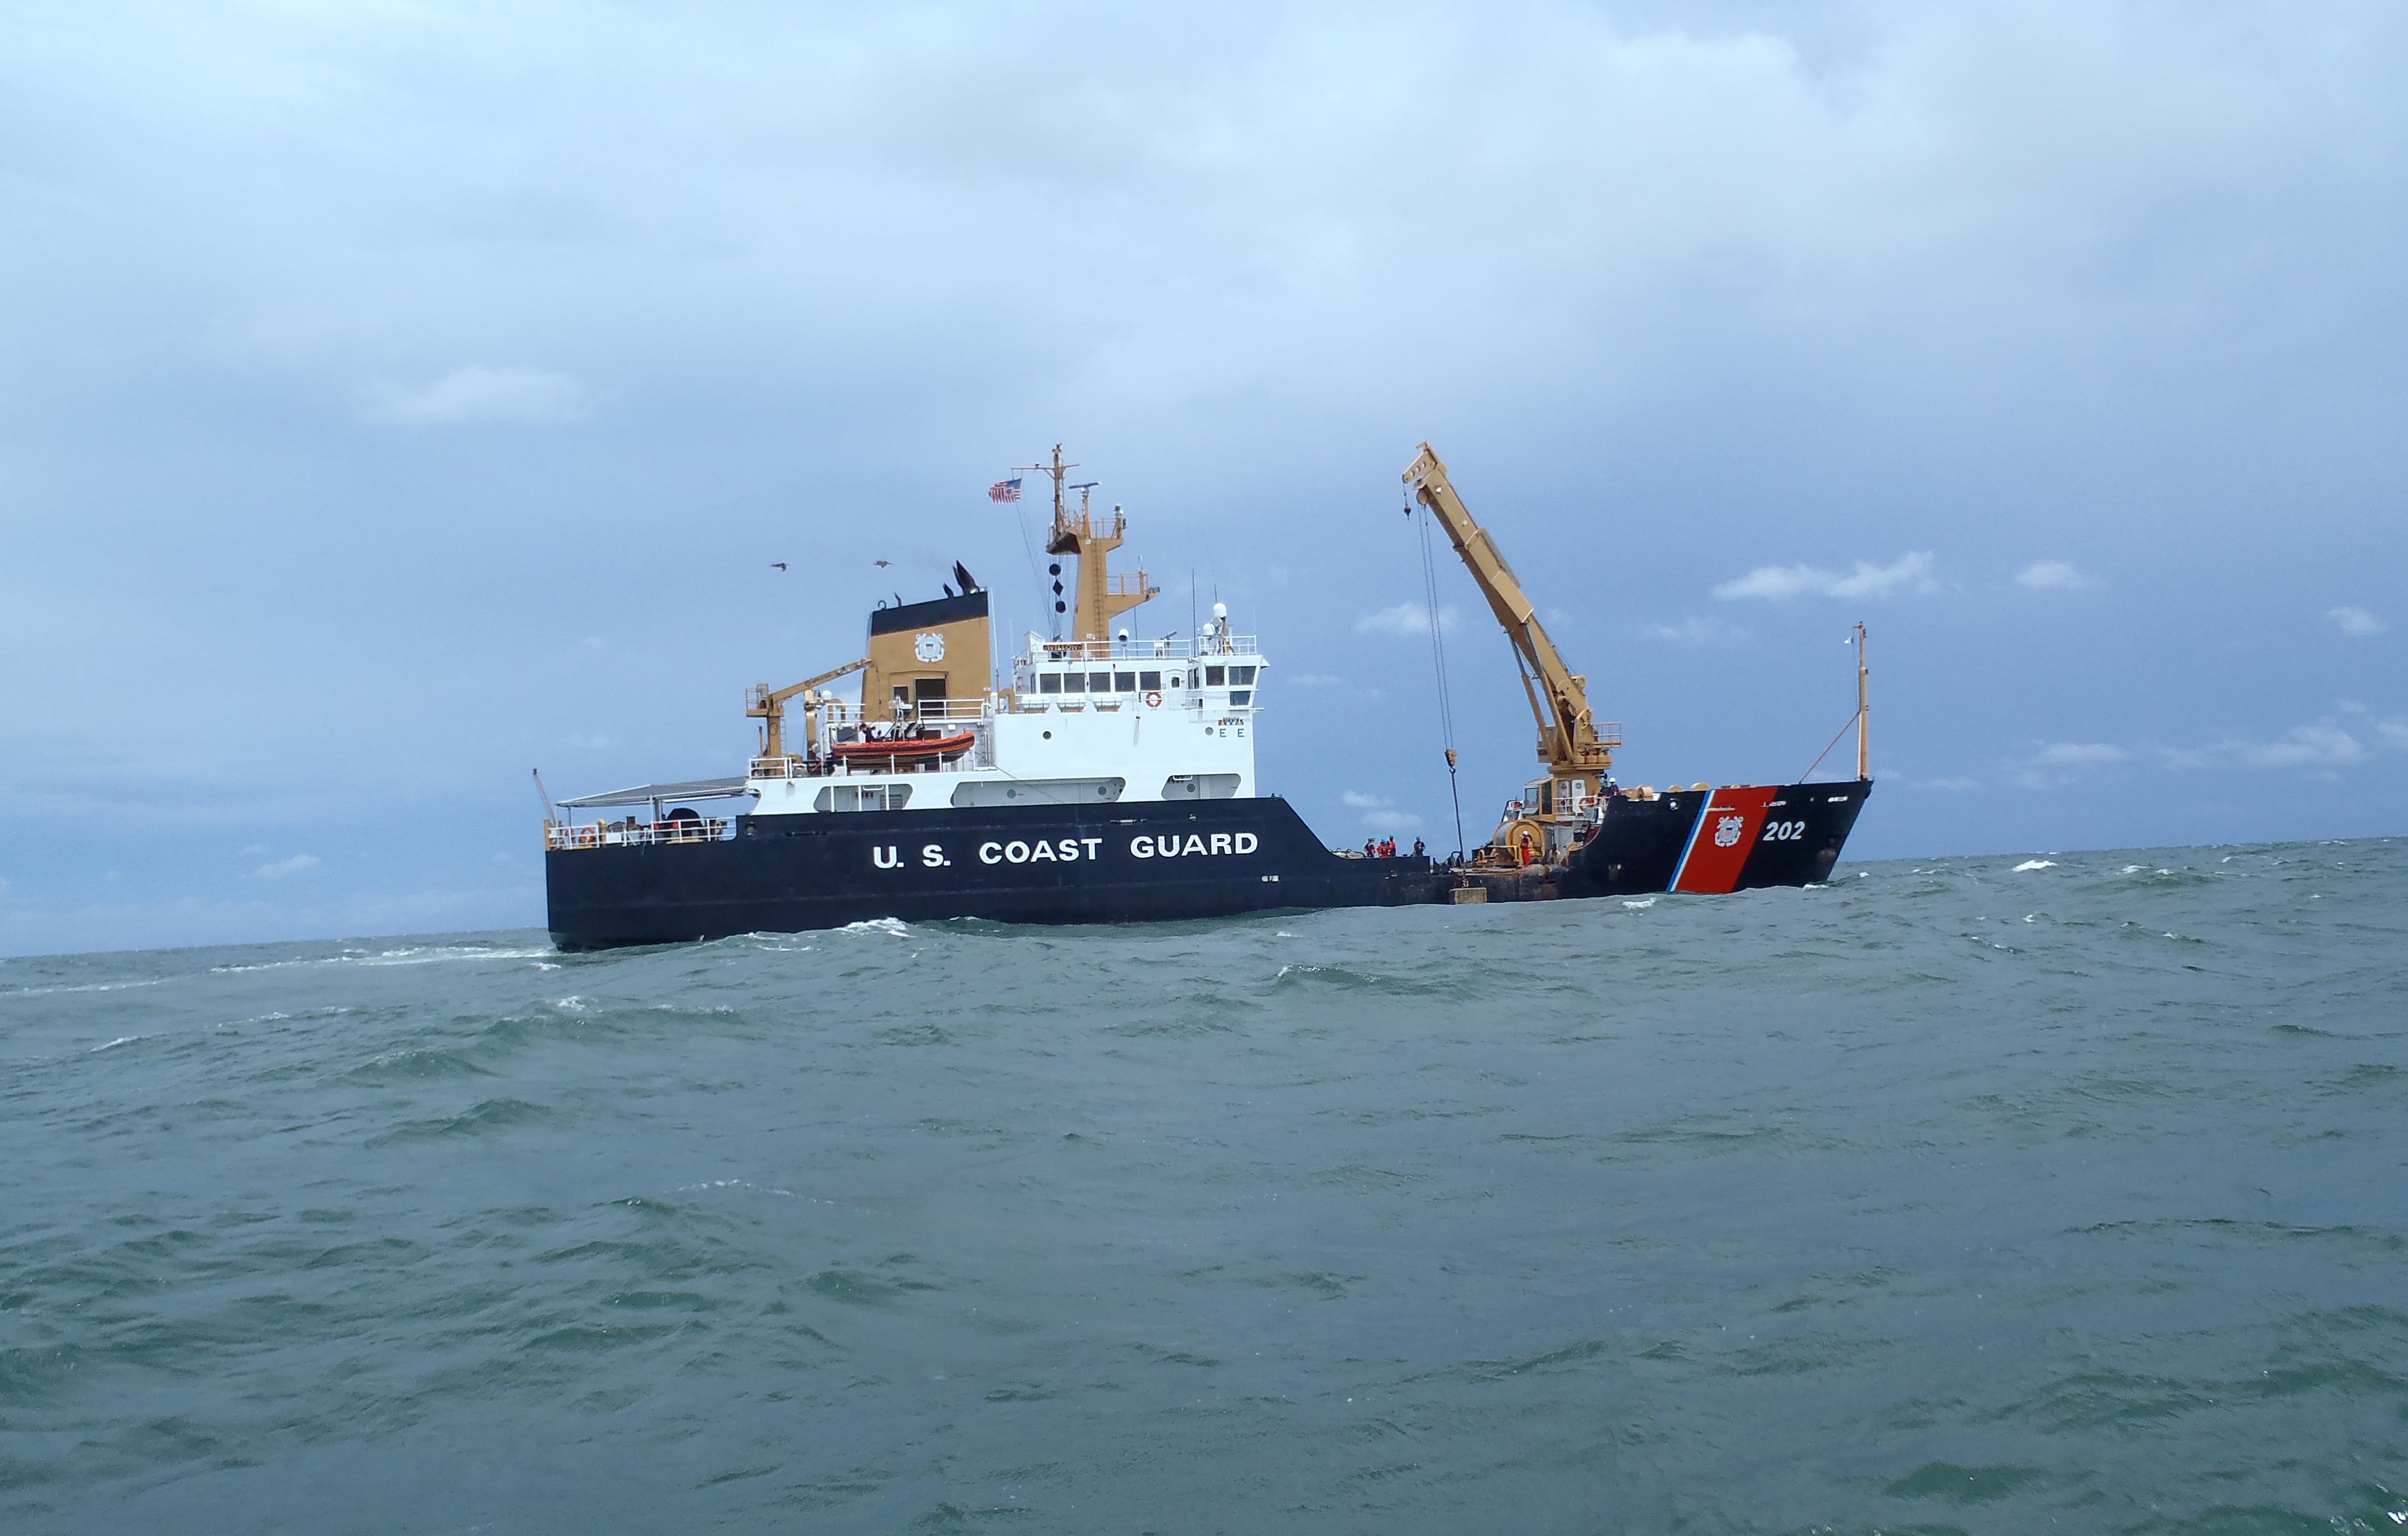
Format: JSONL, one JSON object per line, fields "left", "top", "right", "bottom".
{"left": 770, "top": 561, "right": 787, "bottom": 571}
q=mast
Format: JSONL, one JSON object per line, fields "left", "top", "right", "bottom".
{"left": 1023, "top": 443, "right": 1159, "bottom": 643}
{"left": 1854, "top": 622, "right": 1870, "bottom": 781}
{"left": 1402, "top": 443, "right": 1616, "bottom": 783}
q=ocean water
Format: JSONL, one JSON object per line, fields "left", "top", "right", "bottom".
{"left": 3, "top": 841, "right": 2405, "bottom": 1534}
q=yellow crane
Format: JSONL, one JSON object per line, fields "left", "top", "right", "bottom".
{"left": 1402, "top": 442, "right": 1622, "bottom": 860}
{"left": 746, "top": 657, "right": 869, "bottom": 765}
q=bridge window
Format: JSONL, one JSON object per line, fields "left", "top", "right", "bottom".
{"left": 1062, "top": 671, "right": 1086, "bottom": 693}
{"left": 1037, "top": 673, "right": 1062, "bottom": 694}
{"left": 1230, "top": 666, "right": 1257, "bottom": 685}
{"left": 1114, "top": 671, "right": 1136, "bottom": 692}
{"left": 1230, "top": 690, "right": 1252, "bottom": 706}
{"left": 1139, "top": 670, "right": 1162, "bottom": 691}
{"left": 1205, "top": 665, "right": 1226, "bottom": 687}
{"left": 1089, "top": 670, "right": 1112, "bottom": 692}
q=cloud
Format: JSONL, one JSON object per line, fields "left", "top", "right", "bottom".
{"left": 1285, "top": 673, "right": 1342, "bottom": 687}
{"left": 1712, "top": 552, "right": 1937, "bottom": 602}
{"left": 1340, "top": 789, "right": 1424, "bottom": 832}
{"left": 2380, "top": 720, "right": 2408, "bottom": 751}
{"left": 1913, "top": 776, "right": 1982, "bottom": 792}
{"left": 2035, "top": 742, "right": 2127, "bottom": 766}
{"left": 2229, "top": 724, "right": 2365, "bottom": 769}
{"left": 2164, "top": 720, "right": 2372, "bottom": 771}
{"left": 251, "top": 853, "right": 321, "bottom": 879}
{"left": 2328, "top": 606, "right": 2388, "bottom": 637}
{"left": 2011, "top": 741, "right": 2126, "bottom": 788}
{"left": 1355, "top": 603, "right": 1457, "bottom": 636}
{"left": 2017, "top": 560, "right": 2094, "bottom": 590}
{"left": 1645, "top": 616, "right": 1748, "bottom": 645}
{"left": 360, "top": 365, "right": 591, "bottom": 427}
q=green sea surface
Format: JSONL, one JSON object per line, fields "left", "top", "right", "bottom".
{"left": 3, "top": 840, "right": 2404, "bottom": 1533}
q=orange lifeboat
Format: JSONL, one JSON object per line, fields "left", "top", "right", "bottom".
{"left": 831, "top": 730, "right": 976, "bottom": 767}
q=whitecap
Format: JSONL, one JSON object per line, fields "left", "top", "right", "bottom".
{"left": 1622, "top": 898, "right": 1656, "bottom": 910}
{"left": 2013, "top": 859, "right": 2057, "bottom": 872}
{"left": 3, "top": 976, "right": 172, "bottom": 997}
{"left": 92, "top": 1035, "right": 140, "bottom": 1052}
{"left": 2121, "top": 865, "right": 2144, "bottom": 874}
{"left": 212, "top": 944, "right": 554, "bottom": 975}
{"left": 841, "top": 917, "right": 911, "bottom": 938}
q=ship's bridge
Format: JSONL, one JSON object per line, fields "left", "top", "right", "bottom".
{"left": 1010, "top": 626, "right": 1262, "bottom": 713}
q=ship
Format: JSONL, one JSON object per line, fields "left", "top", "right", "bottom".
{"left": 541, "top": 444, "right": 1871, "bottom": 948}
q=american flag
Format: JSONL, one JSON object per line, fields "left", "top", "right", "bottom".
{"left": 987, "top": 476, "right": 1023, "bottom": 504}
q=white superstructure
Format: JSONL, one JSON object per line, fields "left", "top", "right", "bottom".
{"left": 744, "top": 607, "right": 1265, "bottom": 819}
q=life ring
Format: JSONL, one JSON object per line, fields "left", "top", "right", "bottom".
{"left": 1143, "top": 690, "right": 1162, "bottom": 708}
{"left": 1577, "top": 795, "right": 1598, "bottom": 812}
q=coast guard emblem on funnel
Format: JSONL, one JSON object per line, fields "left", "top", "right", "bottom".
{"left": 913, "top": 632, "right": 945, "bottom": 662}
{"left": 1713, "top": 815, "right": 1744, "bottom": 848}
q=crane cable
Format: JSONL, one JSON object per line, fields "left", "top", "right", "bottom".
{"left": 1412, "top": 495, "right": 1467, "bottom": 859}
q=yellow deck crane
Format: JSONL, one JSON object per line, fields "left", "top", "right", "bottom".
{"left": 1402, "top": 443, "right": 1623, "bottom": 866}
{"left": 746, "top": 657, "right": 869, "bottom": 769}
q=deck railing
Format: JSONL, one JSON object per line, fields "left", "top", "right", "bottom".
{"left": 1026, "top": 633, "right": 1258, "bottom": 663}
{"left": 902, "top": 697, "right": 993, "bottom": 723}
{"left": 546, "top": 816, "right": 730, "bottom": 851}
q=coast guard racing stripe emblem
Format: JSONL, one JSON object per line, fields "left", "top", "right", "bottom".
{"left": 1670, "top": 785, "right": 1778, "bottom": 894}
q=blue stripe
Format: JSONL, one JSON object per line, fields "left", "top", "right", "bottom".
{"left": 1667, "top": 791, "right": 1720, "bottom": 889}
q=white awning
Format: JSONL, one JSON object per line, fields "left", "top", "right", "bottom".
{"left": 557, "top": 776, "right": 754, "bottom": 809}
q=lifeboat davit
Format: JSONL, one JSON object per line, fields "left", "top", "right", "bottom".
{"left": 831, "top": 730, "right": 976, "bottom": 766}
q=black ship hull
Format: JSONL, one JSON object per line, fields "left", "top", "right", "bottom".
{"left": 1563, "top": 779, "right": 1872, "bottom": 897}
{"left": 544, "top": 781, "right": 1872, "bottom": 949}
{"left": 546, "top": 797, "right": 1430, "bottom": 949}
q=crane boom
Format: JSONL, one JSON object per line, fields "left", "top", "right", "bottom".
{"left": 1403, "top": 444, "right": 1617, "bottom": 781}
{"left": 746, "top": 657, "right": 868, "bottom": 762}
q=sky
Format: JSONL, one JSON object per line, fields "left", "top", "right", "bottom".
{"left": 3, "top": 0, "right": 2404, "bottom": 956}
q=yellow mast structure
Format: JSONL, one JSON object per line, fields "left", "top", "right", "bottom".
{"left": 1022, "top": 444, "right": 1158, "bottom": 645}
{"left": 1403, "top": 444, "right": 1619, "bottom": 790}
{"left": 746, "top": 657, "right": 868, "bottom": 764}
